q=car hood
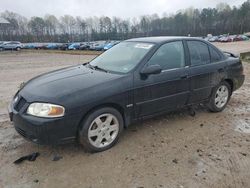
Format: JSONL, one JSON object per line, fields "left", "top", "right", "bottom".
{"left": 19, "top": 65, "right": 123, "bottom": 102}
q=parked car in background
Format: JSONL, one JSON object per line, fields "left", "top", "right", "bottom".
{"left": 103, "top": 43, "right": 113, "bottom": 50}
{"left": 9, "top": 36, "right": 244, "bottom": 152}
{"left": 79, "top": 42, "right": 92, "bottom": 50}
{"left": 23, "top": 43, "right": 48, "bottom": 50}
{"left": 244, "top": 32, "right": 250, "bottom": 38}
{"left": 208, "top": 36, "right": 219, "bottom": 42}
{"left": 88, "top": 42, "right": 95, "bottom": 50}
{"left": 103, "top": 41, "right": 120, "bottom": 50}
{"left": 35, "top": 43, "right": 48, "bottom": 50}
{"left": 0, "top": 41, "right": 23, "bottom": 51}
{"left": 23, "top": 43, "right": 36, "bottom": 49}
{"left": 204, "top": 36, "right": 212, "bottom": 41}
{"left": 234, "top": 35, "right": 243, "bottom": 42}
{"left": 95, "top": 43, "right": 107, "bottom": 51}
{"left": 242, "top": 35, "right": 249, "bottom": 40}
{"left": 59, "top": 43, "right": 71, "bottom": 50}
{"left": 237, "top": 35, "right": 249, "bottom": 41}
{"left": 68, "top": 43, "right": 81, "bottom": 50}
{"left": 0, "top": 41, "right": 5, "bottom": 48}
{"left": 89, "top": 41, "right": 107, "bottom": 51}
{"left": 46, "top": 43, "right": 60, "bottom": 50}
{"left": 228, "top": 35, "right": 237, "bottom": 42}
{"left": 219, "top": 36, "right": 231, "bottom": 42}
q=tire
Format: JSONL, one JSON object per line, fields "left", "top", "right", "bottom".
{"left": 0, "top": 48, "right": 3, "bottom": 51}
{"left": 16, "top": 47, "right": 21, "bottom": 51}
{"left": 79, "top": 107, "right": 124, "bottom": 152}
{"left": 207, "top": 81, "right": 231, "bottom": 112}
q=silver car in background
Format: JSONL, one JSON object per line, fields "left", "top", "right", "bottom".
{"left": 0, "top": 41, "right": 23, "bottom": 51}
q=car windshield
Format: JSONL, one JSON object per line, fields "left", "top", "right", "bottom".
{"left": 89, "top": 41, "right": 154, "bottom": 73}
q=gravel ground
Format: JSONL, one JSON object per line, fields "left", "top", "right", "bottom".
{"left": 0, "top": 41, "right": 250, "bottom": 188}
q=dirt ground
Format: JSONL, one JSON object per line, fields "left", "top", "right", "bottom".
{"left": 0, "top": 41, "right": 250, "bottom": 188}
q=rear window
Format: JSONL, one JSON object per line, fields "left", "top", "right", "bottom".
{"left": 187, "top": 41, "right": 210, "bottom": 66}
{"left": 209, "top": 46, "right": 222, "bottom": 63}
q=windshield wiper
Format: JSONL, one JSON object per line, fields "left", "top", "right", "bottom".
{"left": 86, "top": 63, "right": 108, "bottom": 73}
{"left": 85, "top": 62, "right": 94, "bottom": 69}
{"left": 93, "top": 65, "right": 108, "bottom": 73}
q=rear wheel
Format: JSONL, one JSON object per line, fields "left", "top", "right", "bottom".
{"left": 0, "top": 47, "right": 3, "bottom": 51}
{"left": 79, "top": 107, "right": 123, "bottom": 152}
{"left": 207, "top": 81, "right": 231, "bottom": 112}
{"left": 16, "top": 47, "right": 21, "bottom": 51}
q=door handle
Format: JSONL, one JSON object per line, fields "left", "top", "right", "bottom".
{"left": 180, "top": 75, "right": 188, "bottom": 79}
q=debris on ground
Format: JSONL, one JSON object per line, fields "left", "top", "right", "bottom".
{"left": 13, "top": 152, "right": 40, "bottom": 164}
{"left": 240, "top": 152, "right": 247, "bottom": 157}
{"left": 33, "top": 179, "right": 39, "bottom": 183}
{"left": 52, "top": 155, "right": 63, "bottom": 161}
{"left": 172, "top": 159, "right": 178, "bottom": 164}
{"left": 197, "top": 149, "right": 203, "bottom": 153}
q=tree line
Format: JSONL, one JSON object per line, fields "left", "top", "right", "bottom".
{"left": 0, "top": 1, "right": 250, "bottom": 43}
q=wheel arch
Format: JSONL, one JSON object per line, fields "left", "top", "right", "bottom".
{"left": 77, "top": 103, "right": 127, "bottom": 132}
{"left": 224, "top": 78, "right": 234, "bottom": 92}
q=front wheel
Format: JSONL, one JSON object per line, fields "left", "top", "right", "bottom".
{"left": 79, "top": 107, "right": 124, "bottom": 152}
{"left": 207, "top": 81, "right": 231, "bottom": 112}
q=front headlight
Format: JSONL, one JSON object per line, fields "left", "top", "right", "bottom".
{"left": 27, "top": 103, "right": 65, "bottom": 118}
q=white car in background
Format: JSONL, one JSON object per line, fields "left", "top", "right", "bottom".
{"left": 0, "top": 41, "right": 23, "bottom": 51}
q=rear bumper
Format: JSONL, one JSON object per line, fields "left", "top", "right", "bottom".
{"left": 233, "top": 75, "right": 245, "bottom": 91}
{"left": 8, "top": 103, "right": 80, "bottom": 145}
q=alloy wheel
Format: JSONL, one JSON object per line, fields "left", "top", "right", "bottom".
{"left": 215, "top": 85, "right": 229, "bottom": 108}
{"left": 88, "top": 113, "right": 119, "bottom": 148}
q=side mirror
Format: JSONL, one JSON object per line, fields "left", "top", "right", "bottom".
{"left": 140, "top": 64, "right": 162, "bottom": 75}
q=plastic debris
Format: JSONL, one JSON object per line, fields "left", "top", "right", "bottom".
{"left": 14, "top": 152, "right": 40, "bottom": 164}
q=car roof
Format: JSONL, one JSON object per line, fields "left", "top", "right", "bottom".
{"left": 4, "top": 41, "right": 21, "bottom": 43}
{"left": 126, "top": 36, "right": 203, "bottom": 44}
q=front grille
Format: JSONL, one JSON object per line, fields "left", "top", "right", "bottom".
{"left": 14, "top": 96, "right": 27, "bottom": 112}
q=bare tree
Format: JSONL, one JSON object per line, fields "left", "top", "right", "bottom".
{"left": 0, "top": 0, "right": 250, "bottom": 42}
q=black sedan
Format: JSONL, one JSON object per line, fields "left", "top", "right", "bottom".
{"left": 9, "top": 37, "right": 245, "bottom": 152}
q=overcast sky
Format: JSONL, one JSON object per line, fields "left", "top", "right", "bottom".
{"left": 0, "top": 0, "right": 246, "bottom": 18}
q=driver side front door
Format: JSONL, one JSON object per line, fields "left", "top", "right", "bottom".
{"left": 134, "top": 41, "right": 190, "bottom": 118}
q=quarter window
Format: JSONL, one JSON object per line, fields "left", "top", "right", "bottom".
{"left": 187, "top": 41, "right": 210, "bottom": 66}
{"left": 209, "top": 46, "right": 222, "bottom": 63}
{"left": 147, "top": 41, "right": 185, "bottom": 70}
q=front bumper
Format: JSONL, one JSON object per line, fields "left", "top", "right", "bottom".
{"left": 8, "top": 102, "right": 80, "bottom": 145}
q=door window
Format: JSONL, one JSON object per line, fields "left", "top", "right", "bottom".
{"left": 187, "top": 41, "right": 210, "bottom": 66}
{"left": 147, "top": 41, "right": 185, "bottom": 70}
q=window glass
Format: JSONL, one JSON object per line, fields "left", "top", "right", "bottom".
{"left": 187, "top": 41, "right": 210, "bottom": 66}
{"left": 90, "top": 42, "right": 154, "bottom": 73}
{"left": 147, "top": 41, "right": 185, "bottom": 70}
{"left": 209, "top": 46, "right": 222, "bottom": 63}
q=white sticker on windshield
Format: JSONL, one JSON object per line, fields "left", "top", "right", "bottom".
{"left": 134, "top": 43, "right": 153, "bottom": 49}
